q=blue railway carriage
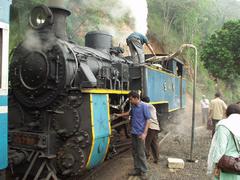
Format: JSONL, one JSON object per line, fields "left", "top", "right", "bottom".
{"left": 130, "top": 56, "right": 186, "bottom": 116}
{"left": 0, "top": 0, "right": 11, "bottom": 178}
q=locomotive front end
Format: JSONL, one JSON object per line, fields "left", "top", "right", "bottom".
{"left": 10, "top": 5, "right": 72, "bottom": 108}
{"left": 8, "top": 4, "right": 93, "bottom": 178}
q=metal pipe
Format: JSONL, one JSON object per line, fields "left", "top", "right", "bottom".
{"left": 182, "top": 44, "right": 198, "bottom": 161}
{"left": 191, "top": 45, "right": 198, "bottom": 161}
{"left": 173, "top": 44, "right": 198, "bottom": 161}
{"left": 145, "top": 44, "right": 196, "bottom": 63}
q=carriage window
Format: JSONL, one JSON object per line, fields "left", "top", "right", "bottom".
{"left": 0, "top": 29, "right": 2, "bottom": 88}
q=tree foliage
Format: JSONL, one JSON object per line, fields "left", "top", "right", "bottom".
{"left": 147, "top": 0, "right": 240, "bottom": 51}
{"left": 201, "top": 20, "right": 240, "bottom": 82}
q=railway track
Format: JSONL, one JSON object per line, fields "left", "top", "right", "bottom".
{"left": 79, "top": 130, "right": 170, "bottom": 180}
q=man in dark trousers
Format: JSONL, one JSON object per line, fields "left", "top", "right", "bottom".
{"left": 126, "top": 32, "right": 156, "bottom": 64}
{"left": 116, "top": 91, "right": 151, "bottom": 180}
{"left": 141, "top": 96, "right": 160, "bottom": 164}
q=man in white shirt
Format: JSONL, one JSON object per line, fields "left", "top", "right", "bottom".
{"left": 141, "top": 96, "right": 160, "bottom": 164}
{"left": 200, "top": 95, "right": 210, "bottom": 125}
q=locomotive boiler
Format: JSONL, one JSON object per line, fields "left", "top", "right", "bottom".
{"left": 8, "top": 3, "right": 186, "bottom": 179}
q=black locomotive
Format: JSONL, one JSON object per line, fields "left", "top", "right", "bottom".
{"left": 8, "top": 3, "right": 186, "bottom": 179}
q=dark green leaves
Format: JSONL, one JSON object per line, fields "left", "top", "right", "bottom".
{"left": 201, "top": 20, "right": 240, "bottom": 82}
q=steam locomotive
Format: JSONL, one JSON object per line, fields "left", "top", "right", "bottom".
{"left": 8, "top": 3, "right": 186, "bottom": 179}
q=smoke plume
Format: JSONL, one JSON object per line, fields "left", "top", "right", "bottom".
{"left": 68, "top": 0, "right": 148, "bottom": 35}
{"left": 119, "top": 0, "right": 148, "bottom": 35}
{"left": 22, "top": 30, "right": 42, "bottom": 50}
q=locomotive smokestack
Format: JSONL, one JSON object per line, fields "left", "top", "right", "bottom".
{"left": 48, "top": 0, "right": 71, "bottom": 41}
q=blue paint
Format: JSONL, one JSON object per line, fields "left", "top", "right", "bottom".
{"left": 0, "top": 113, "right": 8, "bottom": 169}
{"left": 0, "top": 96, "right": 8, "bottom": 106}
{"left": 0, "top": 96, "right": 8, "bottom": 170}
{"left": 146, "top": 68, "right": 186, "bottom": 111}
{"left": 0, "top": 0, "right": 11, "bottom": 24}
{"left": 174, "top": 77, "right": 180, "bottom": 109}
{"left": 88, "top": 94, "right": 110, "bottom": 169}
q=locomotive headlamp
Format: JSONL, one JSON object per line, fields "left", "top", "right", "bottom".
{"left": 29, "top": 5, "right": 53, "bottom": 29}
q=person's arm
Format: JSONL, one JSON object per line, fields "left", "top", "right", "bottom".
{"left": 222, "top": 101, "right": 227, "bottom": 118}
{"left": 208, "top": 109, "right": 213, "bottom": 120}
{"left": 139, "top": 104, "right": 151, "bottom": 140}
{"left": 115, "top": 111, "right": 130, "bottom": 118}
{"left": 207, "top": 125, "right": 229, "bottom": 174}
{"left": 223, "top": 101, "right": 227, "bottom": 110}
{"left": 206, "top": 99, "right": 210, "bottom": 106}
{"left": 208, "top": 102, "right": 213, "bottom": 119}
{"left": 146, "top": 43, "right": 156, "bottom": 56}
{"left": 139, "top": 120, "right": 151, "bottom": 141}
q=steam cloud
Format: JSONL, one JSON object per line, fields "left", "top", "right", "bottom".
{"left": 120, "top": 0, "right": 148, "bottom": 35}
{"left": 71, "top": 0, "right": 148, "bottom": 35}
{"left": 64, "top": 0, "right": 148, "bottom": 54}
{"left": 25, "top": 0, "right": 148, "bottom": 55}
{"left": 22, "top": 30, "right": 42, "bottom": 50}
{"left": 66, "top": 0, "right": 148, "bottom": 35}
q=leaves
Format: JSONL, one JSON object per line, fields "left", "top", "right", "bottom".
{"left": 201, "top": 20, "right": 240, "bottom": 82}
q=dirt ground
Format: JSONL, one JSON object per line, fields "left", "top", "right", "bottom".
{"left": 84, "top": 125, "right": 213, "bottom": 180}
{"left": 84, "top": 96, "right": 214, "bottom": 180}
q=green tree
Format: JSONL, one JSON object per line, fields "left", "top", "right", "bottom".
{"left": 201, "top": 20, "right": 240, "bottom": 83}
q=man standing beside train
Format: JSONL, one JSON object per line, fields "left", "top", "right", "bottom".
{"left": 126, "top": 32, "right": 156, "bottom": 64}
{"left": 208, "top": 92, "right": 227, "bottom": 137}
{"left": 116, "top": 91, "right": 151, "bottom": 180}
{"left": 141, "top": 96, "right": 160, "bottom": 164}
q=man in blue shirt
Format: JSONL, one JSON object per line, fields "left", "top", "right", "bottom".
{"left": 116, "top": 91, "right": 151, "bottom": 179}
{"left": 126, "top": 32, "right": 156, "bottom": 64}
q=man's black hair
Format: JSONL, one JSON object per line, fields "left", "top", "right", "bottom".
{"left": 128, "top": 91, "right": 140, "bottom": 99}
{"left": 226, "top": 104, "right": 240, "bottom": 117}
{"left": 215, "top": 92, "right": 221, "bottom": 97}
{"left": 141, "top": 96, "right": 150, "bottom": 103}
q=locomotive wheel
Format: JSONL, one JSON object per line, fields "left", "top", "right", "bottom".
{"left": 57, "top": 142, "right": 86, "bottom": 176}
